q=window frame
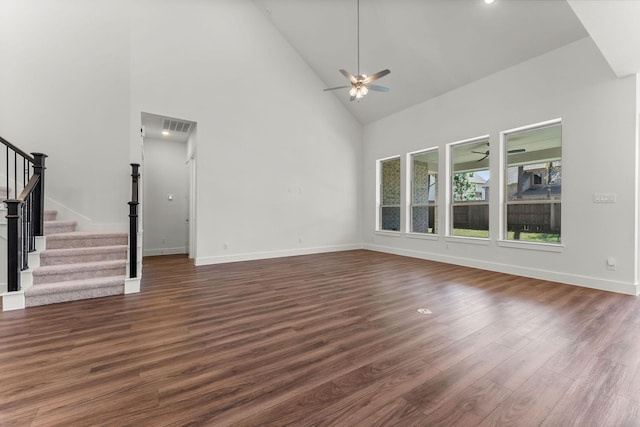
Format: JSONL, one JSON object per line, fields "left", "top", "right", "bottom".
{"left": 376, "top": 155, "right": 402, "bottom": 233}
{"left": 499, "top": 118, "right": 563, "bottom": 250}
{"left": 407, "top": 148, "right": 439, "bottom": 237}
{"left": 447, "top": 135, "right": 491, "bottom": 241}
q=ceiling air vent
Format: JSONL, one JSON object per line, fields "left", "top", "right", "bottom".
{"left": 162, "top": 118, "right": 192, "bottom": 133}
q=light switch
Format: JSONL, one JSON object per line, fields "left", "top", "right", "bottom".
{"left": 593, "top": 193, "right": 616, "bottom": 203}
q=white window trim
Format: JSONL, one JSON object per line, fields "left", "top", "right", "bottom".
{"left": 497, "top": 239, "right": 564, "bottom": 252}
{"left": 444, "top": 236, "right": 491, "bottom": 246}
{"left": 375, "top": 230, "right": 403, "bottom": 237}
{"left": 406, "top": 232, "right": 439, "bottom": 241}
{"left": 406, "top": 147, "right": 439, "bottom": 235}
{"left": 447, "top": 135, "right": 491, "bottom": 240}
{"left": 376, "top": 155, "right": 402, "bottom": 232}
{"left": 500, "top": 118, "right": 562, "bottom": 248}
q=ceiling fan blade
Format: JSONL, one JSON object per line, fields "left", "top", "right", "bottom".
{"left": 367, "top": 84, "right": 390, "bottom": 93}
{"left": 364, "top": 69, "right": 390, "bottom": 83}
{"left": 339, "top": 69, "right": 358, "bottom": 84}
{"left": 508, "top": 149, "right": 526, "bottom": 154}
{"left": 323, "top": 86, "right": 352, "bottom": 92}
{"left": 349, "top": 94, "right": 357, "bottom": 102}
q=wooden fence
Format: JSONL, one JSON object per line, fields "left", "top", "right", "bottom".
{"left": 453, "top": 202, "right": 560, "bottom": 234}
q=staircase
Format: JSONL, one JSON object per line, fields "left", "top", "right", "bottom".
{"left": 24, "top": 210, "right": 129, "bottom": 307}
{"left": 0, "top": 135, "right": 141, "bottom": 310}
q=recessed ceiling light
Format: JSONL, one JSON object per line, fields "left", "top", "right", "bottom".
{"left": 162, "top": 130, "right": 170, "bottom": 135}
{"left": 484, "top": 0, "right": 495, "bottom": 4}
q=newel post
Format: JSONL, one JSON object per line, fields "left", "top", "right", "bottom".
{"left": 31, "top": 153, "right": 47, "bottom": 237}
{"left": 129, "top": 163, "right": 140, "bottom": 279}
{"left": 5, "top": 199, "right": 24, "bottom": 292}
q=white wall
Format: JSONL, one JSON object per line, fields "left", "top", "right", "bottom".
{"left": 129, "top": 0, "right": 363, "bottom": 265}
{"left": 5, "top": 1, "right": 637, "bottom": 295}
{"left": 0, "top": 0, "right": 362, "bottom": 264}
{"left": 142, "top": 137, "right": 189, "bottom": 256}
{"left": 0, "top": 0, "right": 131, "bottom": 230}
{"left": 363, "top": 38, "right": 639, "bottom": 295}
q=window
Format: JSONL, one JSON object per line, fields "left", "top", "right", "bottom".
{"left": 504, "top": 122, "right": 561, "bottom": 243}
{"left": 409, "top": 149, "right": 438, "bottom": 234}
{"left": 378, "top": 157, "right": 401, "bottom": 231}
{"left": 450, "top": 138, "right": 490, "bottom": 238}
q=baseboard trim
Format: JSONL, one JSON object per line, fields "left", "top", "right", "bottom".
{"left": 125, "top": 277, "right": 141, "bottom": 294}
{"left": 364, "top": 244, "right": 639, "bottom": 296}
{"left": 144, "top": 247, "right": 187, "bottom": 257}
{"left": 195, "top": 244, "right": 364, "bottom": 266}
{"left": 2, "top": 290, "right": 25, "bottom": 311}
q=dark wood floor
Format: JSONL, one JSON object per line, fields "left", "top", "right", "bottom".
{"left": 1, "top": 250, "right": 640, "bottom": 426}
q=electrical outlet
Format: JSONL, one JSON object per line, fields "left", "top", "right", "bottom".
{"left": 607, "top": 257, "right": 616, "bottom": 271}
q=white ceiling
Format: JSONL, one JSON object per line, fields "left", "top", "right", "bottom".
{"left": 568, "top": 0, "right": 640, "bottom": 78}
{"left": 141, "top": 112, "right": 194, "bottom": 144}
{"left": 252, "top": 0, "right": 590, "bottom": 125}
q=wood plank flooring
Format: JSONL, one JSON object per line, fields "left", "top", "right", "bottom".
{"left": 1, "top": 250, "right": 640, "bottom": 426}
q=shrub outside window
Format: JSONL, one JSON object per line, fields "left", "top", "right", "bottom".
{"left": 450, "top": 139, "right": 490, "bottom": 238}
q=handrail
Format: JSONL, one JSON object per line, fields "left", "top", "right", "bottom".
{"left": 1, "top": 135, "right": 46, "bottom": 294}
{"left": 0, "top": 135, "right": 34, "bottom": 163}
{"left": 17, "top": 174, "right": 40, "bottom": 201}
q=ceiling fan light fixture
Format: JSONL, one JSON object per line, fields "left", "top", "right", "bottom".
{"left": 322, "top": 0, "right": 390, "bottom": 101}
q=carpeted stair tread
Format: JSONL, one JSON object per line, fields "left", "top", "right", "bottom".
{"left": 33, "top": 260, "right": 126, "bottom": 284}
{"left": 44, "top": 220, "right": 78, "bottom": 235}
{"left": 19, "top": 208, "right": 132, "bottom": 307}
{"left": 40, "top": 245, "right": 128, "bottom": 266}
{"left": 25, "top": 275, "right": 126, "bottom": 296}
{"left": 45, "top": 220, "right": 76, "bottom": 226}
{"left": 46, "top": 231, "right": 128, "bottom": 249}
{"left": 24, "top": 276, "right": 125, "bottom": 307}
{"left": 44, "top": 210, "right": 58, "bottom": 221}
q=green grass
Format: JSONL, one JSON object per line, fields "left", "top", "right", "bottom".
{"left": 453, "top": 229, "right": 560, "bottom": 243}
{"left": 507, "top": 231, "right": 560, "bottom": 243}
{"left": 452, "top": 229, "right": 489, "bottom": 238}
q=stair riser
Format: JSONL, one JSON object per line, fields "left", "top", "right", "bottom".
{"left": 33, "top": 266, "right": 126, "bottom": 285}
{"left": 47, "top": 237, "right": 128, "bottom": 250}
{"left": 44, "top": 224, "right": 77, "bottom": 235}
{"left": 44, "top": 212, "right": 57, "bottom": 221}
{"left": 40, "top": 251, "right": 127, "bottom": 266}
{"left": 26, "top": 286, "right": 123, "bottom": 307}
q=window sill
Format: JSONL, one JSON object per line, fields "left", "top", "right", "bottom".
{"left": 375, "top": 230, "right": 403, "bottom": 237}
{"left": 405, "top": 232, "right": 439, "bottom": 241}
{"left": 497, "top": 239, "right": 564, "bottom": 253}
{"left": 444, "top": 236, "right": 490, "bottom": 246}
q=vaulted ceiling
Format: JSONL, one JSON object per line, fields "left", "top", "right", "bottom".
{"left": 251, "top": 0, "right": 638, "bottom": 125}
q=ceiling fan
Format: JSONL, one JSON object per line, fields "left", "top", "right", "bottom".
{"left": 323, "top": 0, "right": 390, "bottom": 101}
{"left": 472, "top": 146, "right": 526, "bottom": 161}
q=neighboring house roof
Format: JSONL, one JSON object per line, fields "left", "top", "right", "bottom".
{"left": 469, "top": 175, "right": 486, "bottom": 185}
{"left": 521, "top": 185, "right": 562, "bottom": 197}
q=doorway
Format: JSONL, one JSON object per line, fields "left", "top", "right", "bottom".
{"left": 141, "top": 112, "right": 196, "bottom": 258}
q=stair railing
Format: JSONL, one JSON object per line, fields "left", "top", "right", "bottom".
{"left": 1, "top": 135, "right": 46, "bottom": 292}
{"left": 128, "top": 163, "right": 140, "bottom": 278}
